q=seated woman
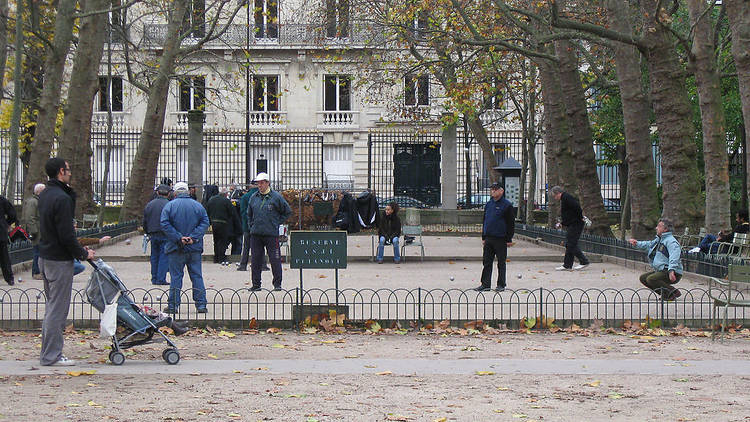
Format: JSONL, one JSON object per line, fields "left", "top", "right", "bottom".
{"left": 376, "top": 202, "right": 401, "bottom": 264}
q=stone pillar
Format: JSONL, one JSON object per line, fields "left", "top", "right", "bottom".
{"left": 188, "top": 110, "right": 204, "bottom": 201}
{"left": 441, "top": 117, "right": 457, "bottom": 210}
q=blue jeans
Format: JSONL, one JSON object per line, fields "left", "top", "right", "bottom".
{"left": 167, "top": 251, "right": 207, "bottom": 309}
{"left": 149, "top": 234, "right": 169, "bottom": 284}
{"left": 73, "top": 259, "right": 85, "bottom": 276}
{"left": 376, "top": 236, "right": 400, "bottom": 262}
{"left": 32, "top": 244, "right": 40, "bottom": 275}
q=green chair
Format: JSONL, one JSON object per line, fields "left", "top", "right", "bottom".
{"left": 708, "top": 264, "right": 750, "bottom": 341}
{"left": 400, "top": 225, "right": 424, "bottom": 262}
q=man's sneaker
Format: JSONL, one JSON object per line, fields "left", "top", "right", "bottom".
{"left": 272, "top": 285, "right": 283, "bottom": 291}
{"left": 32, "top": 274, "right": 44, "bottom": 280}
{"left": 249, "top": 286, "right": 261, "bottom": 292}
{"left": 573, "top": 264, "right": 589, "bottom": 270}
{"left": 495, "top": 286, "right": 506, "bottom": 292}
{"left": 472, "top": 286, "right": 491, "bottom": 292}
{"left": 236, "top": 267, "right": 247, "bottom": 271}
{"left": 665, "top": 290, "right": 682, "bottom": 301}
{"left": 50, "top": 356, "right": 76, "bottom": 366}
{"left": 5, "top": 278, "right": 14, "bottom": 286}
{"left": 196, "top": 307, "right": 208, "bottom": 314}
{"left": 555, "top": 266, "right": 572, "bottom": 271}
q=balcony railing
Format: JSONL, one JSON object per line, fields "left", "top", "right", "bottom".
{"left": 143, "top": 22, "right": 385, "bottom": 48}
{"left": 317, "top": 110, "right": 359, "bottom": 129}
{"left": 92, "top": 112, "right": 127, "bottom": 127}
{"left": 248, "top": 111, "right": 287, "bottom": 128}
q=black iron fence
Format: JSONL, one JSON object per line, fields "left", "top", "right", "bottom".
{"left": 0, "top": 285, "right": 745, "bottom": 330}
{"left": 515, "top": 224, "right": 735, "bottom": 279}
{"left": 8, "top": 220, "right": 139, "bottom": 266}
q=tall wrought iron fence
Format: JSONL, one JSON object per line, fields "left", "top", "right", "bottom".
{"left": 0, "top": 286, "right": 745, "bottom": 330}
{"left": 515, "top": 224, "right": 734, "bottom": 279}
{"left": 8, "top": 220, "right": 139, "bottom": 266}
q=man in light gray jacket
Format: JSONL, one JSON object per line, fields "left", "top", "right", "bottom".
{"left": 23, "top": 183, "right": 46, "bottom": 279}
{"left": 247, "top": 172, "right": 291, "bottom": 291}
{"left": 628, "top": 218, "right": 684, "bottom": 301}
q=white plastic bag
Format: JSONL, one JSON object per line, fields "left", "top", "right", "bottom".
{"left": 100, "top": 295, "right": 118, "bottom": 338}
{"left": 142, "top": 234, "right": 150, "bottom": 254}
{"left": 583, "top": 216, "right": 592, "bottom": 229}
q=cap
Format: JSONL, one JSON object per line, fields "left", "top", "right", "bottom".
{"left": 156, "top": 184, "right": 171, "bottom": 195}
{"left": 489, "top": 182, "right": 504, "bottom": 190}
{"left": 254, "top": 172, "right": 270, "bottom": 182}
{"left": 174, "top": 182, "right": 189, "bottom": 192}
{"left": 160, "top": 177, "right": 173, "bottom": 186}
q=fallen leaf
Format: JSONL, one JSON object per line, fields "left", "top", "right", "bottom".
{"left": 248, "top": 318, "right": 258, "bottom": 330}
{"left": 271, "top": 344, "right": 286, "bottom": 349}
{"left": 88, "top": 400, "right": 103, "bottom": 408}
{"left": 475, "top": 371, "right": 495, "bottom": 376}
{"left": 266, "top": 327, "right": 281, "bottom": 334}
{"left": 376, "top": 371, "right": 393, "bottom": 375}
{"left": 218, "top": 330, "right": 236, "bottom": 338}
{"left": 512, "top": 414, "right": 527, "bottom": 418}
{"left": 586, "top": 380, "right": 601, "bottom": 387}
{"left": 66, "top": 370, "right": 96, "bottom": 377}
{"left": 207, "top": 353, "right": 218, "bottom": 359}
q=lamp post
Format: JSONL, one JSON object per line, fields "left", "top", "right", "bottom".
{"left": 244, "top": 0, "right": 251, "bottom": 185}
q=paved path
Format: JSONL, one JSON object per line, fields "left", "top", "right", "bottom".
{"left": 2, "top": 358, "right": 748, "bottom": 376}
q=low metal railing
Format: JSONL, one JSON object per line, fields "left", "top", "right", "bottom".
{"left": 0, "top": 286, "right": 745, "bottom": 329}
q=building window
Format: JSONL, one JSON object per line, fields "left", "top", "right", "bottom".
{"left": 410, "top": 11, "right": 427, "bottom": 40}
{"left": 176, "top": 145, "right": 207, "bottom": 183}
{"left": 254, "top": 0, "right": 278, "bottom": 39}
{"left": 178, "top": 76, "right": 205, "bottom": 112}
{"left": 95, "top": 145, "right": 126, "bottom": 195}
{"left": 107, "top": 0, "right": 124, "bottom": 43}
{"left": 252, "top": 75, "right": 279, "bottom": 111}
{"left": 405, "top": 74, "right": 429, "bottom": 106}
{"left": 325, "top": 0, "right": 349, "bottom": 38}
{"left": 97, "top": 76, "right": 123, "bottom": 112}
{"left": 182, "top": 0, "right": 205, "bottom": 38}
{"left": 486, "top": 78, "right": 503, "bottom": 110}
{"left": 324, "top": 75, "right": 351, "bottom": 111}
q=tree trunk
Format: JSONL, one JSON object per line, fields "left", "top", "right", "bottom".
{"left": 538, "top": 60, "right": 576, "bottom": 226}
{"left": 119, "top": 0, "right": 188, "bottom": 221}
{"left": 725, "top": 0, "right": 750, "bottom": 211}
{"left": 554, "top": 39, "right": 612, "bottom": 236}
{"left": 640, "top": 0, "right": 703, "bottom": 232}
{"left": 466, "top": 117, "right": 500, "bottom": 183}
{"left": 606, "top": 0, "right": 660, "bottom": 238}
{"left": 21, "top": 0, "right": 77, "bottom": 216}
{"left": 686, "top": 0, "right": 730, "bottom": 234}
{"left": 57, "top": 0, "right": 109, "bottom": 218}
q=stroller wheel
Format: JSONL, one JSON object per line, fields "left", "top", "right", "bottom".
{"left": 163, "top": 348, "right": 180, "bottom": 365}
{"left": 109, "top": 351, "right": 125, "bottom": 366}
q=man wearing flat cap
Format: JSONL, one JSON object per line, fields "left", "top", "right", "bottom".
{"left": 475, "top": 182, "right": 515, "bottom": 292}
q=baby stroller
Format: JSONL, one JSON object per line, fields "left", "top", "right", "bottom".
{"left": 85, "top": 259, "right": 183, "bottom": 365}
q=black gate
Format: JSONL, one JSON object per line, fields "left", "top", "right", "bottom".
{"left": 393, "top": 142, "right": 441, "bottom": 206}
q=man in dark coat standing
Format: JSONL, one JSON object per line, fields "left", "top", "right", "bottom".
{"left": 475, "top": 182, "right": 515, "bottom": 292}
{"left": 551, "top": 185, "right": 590, "bottom": 271}
{"left": 206, "top": 187, "right": 240, "bottom": 265}
{"left": 0, "top": 193, "right": 17, "bottom": 285}
{"left": 143, "top": 184, "right": 171, "bottom": 285}
{"left": 38, "top": 157, "right": 95, "bottom": 366}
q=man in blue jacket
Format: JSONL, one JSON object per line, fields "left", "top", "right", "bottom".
{"left": 628, "top": 217, "right": 684, "bottom": 301}
{"left": 247, "top": 172, "right": 291, "bottom": 291}
{"left": 160, "top": 182, "right": 210, "bottom": 313}
{"left": 475, "top": 182, "right": 515, "bottom": 292}
{"left": 143, "top": 184, "right": 171, "bottom": 285}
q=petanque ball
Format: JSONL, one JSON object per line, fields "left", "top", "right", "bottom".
{"left": 125, "top": 239, "right": 131, "bottom": 245}
{"left": 517, "top": 273, "right": 522, "bottom": 279}
{"left": 449, "top": 276, "right": 455, "bottom": 281}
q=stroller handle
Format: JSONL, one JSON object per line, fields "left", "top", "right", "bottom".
{"left": 87, "top": 259, "right": 99, "bottom": 270}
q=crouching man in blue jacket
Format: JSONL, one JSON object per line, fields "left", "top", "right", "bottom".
{"left": 628, "top": 218, "right": 684, "bottom": 301}
{"left": 247, "top": 172, "right": 291, "bottom": 291}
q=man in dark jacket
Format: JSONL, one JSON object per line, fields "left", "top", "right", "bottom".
{"left": 551, "top": 186, "right": 590, "bottom": 271}
{"left": 160, "top": 182, "right": 210, "bottom": 314}
{"left": 206, "top": 188, "right": 240, "bottom": 265}
{"left": 237, "top": 182, "right": 259, "bottom": 271}
{"left": 143, "top": 184, "right": 171, "bottom": 285}
{"left": 247, "top": 172, "right": 291, "bottom": 291}
{"left": 38, "top": 158, "right": 95, "bottom": 366}
{"left": 476, "top": 183, "right": 515, "bottom": 292}
{"left": 0, "top": 194, "right": 18, "bottom": 285}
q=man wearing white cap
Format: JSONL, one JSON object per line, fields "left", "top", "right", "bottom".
{"left": 246, "top": 172, "right": 291, "bottom": 291}
{"left": 160, "top": 181, "right": 210, "bottom": 313}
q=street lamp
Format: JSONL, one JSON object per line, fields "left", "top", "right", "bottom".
{"left": 244, "top": 0, "right": 251, "bottom": 185}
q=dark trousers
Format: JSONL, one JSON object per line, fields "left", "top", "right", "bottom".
{"left": 229, "top": 234, "right": 242, "bottom": 255}
{"left": 250, "top": 235, "right": 282, "bottom": 288}
{"left": 0, "top": 241, "right": 13, "bottom": 284}
{"left": 640, "top": 270, "right": 682, "bottom": 298}
{"left": 480, "top": 236, "right": 507, "bottom": 288}
{"left": 238, "top": 232, "right": 268, "bottom": 270}
{"left": 32, "top": 244, "right": 40, "bottom": 275}
{"left": 563, "top": 222, "right": 589, "bottom": 268}
{"left": 212, "top": 223, "right": 230, "bottom": 263}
